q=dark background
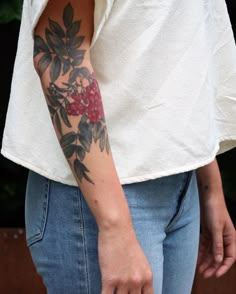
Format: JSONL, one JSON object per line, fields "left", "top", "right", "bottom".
{"left": 0, "top": 1, "right": 236, "bottom": 227}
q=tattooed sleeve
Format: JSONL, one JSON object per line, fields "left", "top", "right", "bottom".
{"left": 34, "top": 3, "right": 110, "bottom": 184}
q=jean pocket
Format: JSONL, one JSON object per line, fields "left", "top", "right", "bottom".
{"left": 25, "top": 170, "right": 50, "bottom": 247}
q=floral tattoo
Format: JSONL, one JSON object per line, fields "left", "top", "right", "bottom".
{"left": 34, "top": 3, "right": 109, "bottom": 184}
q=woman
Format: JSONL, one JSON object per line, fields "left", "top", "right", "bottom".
{"left": 1, "top": 0, "right": 236, "bottom": 293}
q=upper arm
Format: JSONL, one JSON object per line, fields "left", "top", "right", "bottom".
{"left": 32, "top": 1, "right": 109, "bottom": 184}
{"left": 33, "top": 0, "right": 94, "bottom": 74}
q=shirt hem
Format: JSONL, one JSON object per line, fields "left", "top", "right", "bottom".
{"left": 1, "top": 148, "right": 78, "bottom": 187}
{"left": 1, "top": 138, "right": 236, "bottom": 186}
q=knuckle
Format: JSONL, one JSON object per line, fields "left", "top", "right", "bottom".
{"left": 102, "top": 276, "right": 117, "bottom": 287}
{"left": 145, "top": 271, "right": 153, "bottom": 283}
{"left": 118, "top": 277, "right": 129, "bottom": 286}
{"left": 102, "top": 270, "right": 154, "bottom": 288}
{"left": 215, "top": 242, "right": 223, "bottom": 250}
{"left": 130, "top": 275, "right": 143, "bottom": 287}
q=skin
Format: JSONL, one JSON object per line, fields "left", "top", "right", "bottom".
{"left": 196, "top": 159, "right": 236, "bottom": 279}
{"left": 33, "top": 0, "right": 235, "bottom": 292}
{"left": 34, "top": 0, "right": 154, "bottom": 293}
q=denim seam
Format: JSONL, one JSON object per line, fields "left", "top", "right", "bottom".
{"left": 41, "top": 178, "right": 50, "bottom": 240}
{"left": 78, "top": 190, "right": 90, "bottom": 294}
{"left": 27, "top": 178, "right": 50, "bottom": 247}
{"left": 165, "top": 171, "right": 193, "bottom": 232}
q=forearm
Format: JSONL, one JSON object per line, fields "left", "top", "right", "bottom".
{"left": 196, "top": 159, "right": 225, "bottom": 203}
{"left": 196, "top": 160, "right": 236, "bottom": 279}
{"left": 33, "top": 0, "right": 132, "bottom": 230}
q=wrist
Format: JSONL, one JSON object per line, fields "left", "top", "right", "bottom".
{"left": 97, "top": 208, "right": 133, "bottom": 232}
{"left": 196, "top": 160, "right": 224, "bottom": 200}
{"left": 199, "top": 189, "right": 226, "bottom": 208}
{"left": 198, "top": 183, "right": 224, "bottom": 198}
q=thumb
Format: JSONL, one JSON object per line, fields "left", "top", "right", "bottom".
{"left": 212, "top": 230, "right": 224, "bottom": 264}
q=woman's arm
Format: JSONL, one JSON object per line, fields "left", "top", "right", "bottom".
{"left": 33, "top": 1, "right": 154, "bottom": 292}
{"left": 196, "top": 159, "right": 236, "bottom": 278}
{"left": 33, "top": 0, "right": 130, "bottom": 231}
{"left": 196, "top": 159, "right": 223, "bottom": 199}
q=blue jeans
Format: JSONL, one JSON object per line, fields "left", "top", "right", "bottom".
{"left": 25, "top": 170, "right": 200, "bottom": 294}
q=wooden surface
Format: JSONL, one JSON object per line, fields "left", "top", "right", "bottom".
{"left": 0, "top": 228, "right": 46, "bottom": 294}
{"left": 192, "top": 263, "right": 236, "bottom": 294}
{"left": 0, "top": 228, "right": 235, "bottom": 294}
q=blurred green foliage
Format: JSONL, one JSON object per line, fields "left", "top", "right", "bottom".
{"left": 0, "top": 0, "right": 23, "bottom": 23}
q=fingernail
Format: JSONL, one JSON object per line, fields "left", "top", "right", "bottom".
{"left": 216, "top": 255, "right": 223, "bottom": 262}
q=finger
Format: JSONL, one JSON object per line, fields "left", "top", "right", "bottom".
{"left": 116, "top": 286, "right": 129, "bottom": 294}
{"left": 202, "top": 263, "right": 220, "bottom": 278}
{"left": 215, "top": 233, "right": 236, "bottom": 277}
{"left": 198, "top": 253, "right": 213, "bottom": 274}
{"left": 200, "top": 252, "right": 222, "bottom": 278}
{"left": 141, "top": 283, "right": 154, "bottom": 294}
{"left": 201, "top": 231, "right": 224, "bottom": 277}
{"left": 101, "top": 284, "right": 115, "bottom": 294}
{"left": 129, "top": 288, "right": 142, "bottom": 294}
{"left": 197, "top": 234, "right": 210, "bottom": 268}
{"left": 224, "top": 230, "right": 236, "bottom": 261}
{"left": 215, "top": 256, "right": 235, "bottom": 277}
{"left": 212, "top": 230, "right": 224, "bottom": 265}
{"left": 205, "top": 230, "right": 236, "bottom": 278}
{"left": 197, "top": 248, "right": 206, "bottom": 267}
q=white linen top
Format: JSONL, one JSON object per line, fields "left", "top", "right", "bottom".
{"left": 2, "top": 0, "right": 236, "bottom": 185}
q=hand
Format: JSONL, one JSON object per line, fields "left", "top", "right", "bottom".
{"left": 197, "top": 195, "right": 236, "bottom": 278}
{"left": 98, "top": 224, "right": 154, "bottom": 294}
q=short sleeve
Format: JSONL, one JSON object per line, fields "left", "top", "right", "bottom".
{"left": 29, "top": 0, "right": 114, "bottom": 47}
{"left": 30, "top": 0, "right": 49, "bottom": 36}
